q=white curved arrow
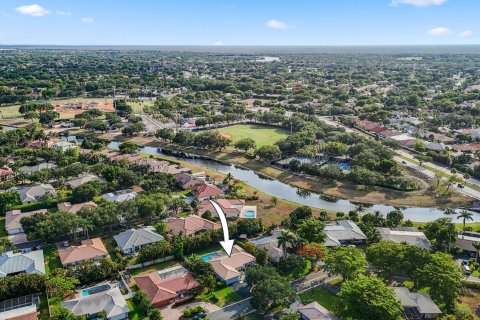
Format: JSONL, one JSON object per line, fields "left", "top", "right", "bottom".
{"left": 209, "top": 199, "right": 234, "bottom": 256}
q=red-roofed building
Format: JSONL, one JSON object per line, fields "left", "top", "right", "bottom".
{"left": 194, "top": 183, "right": 224, "bottom": 200}
{"left": 0, "top": 169, "right": 14, "bottom": 182}
{"left": 134, "top": 267, "right": 200, "bottom": 307}
{"left": 198, "top": 199, "right": 245, "bottom": 219}
{"left": 451, "top": 144, "right": 480, "bottom": 153}
{"left": 371, "top": 126, "right": 389, "bottom": 134}
{"left": 166, "top": 215, "right": 221, "bottom": 237}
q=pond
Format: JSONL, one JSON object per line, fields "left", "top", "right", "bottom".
{"left": 67, "top": 136, "right": 480, "bottom": 222}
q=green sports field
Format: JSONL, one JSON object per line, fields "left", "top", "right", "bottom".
{"left": 215, "top": 124, "right": 289, "bottom": 147}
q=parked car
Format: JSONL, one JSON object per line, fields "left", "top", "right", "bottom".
{"left": 464, "top": 265, "right": 472, "bottom": 275}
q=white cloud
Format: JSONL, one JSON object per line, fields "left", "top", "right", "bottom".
{"left": 427, "top": 27, "right": 452, "bottom": 36}
{"left": 15, "top": 4, "right": 50, "bottom": 17}
{"left": 81, "top": 17, "right": 94, "bottom": 24}
{"left": 213, "top": 41, "right": 223, "bottom": 46}
{"left": 391, "top": 0, "right": 446, "bottom": 7}
{"left": 459, "top": 30, "right": 473, "bottom": 38}
{"left": 265, "top": 19, "right": 290, "bottom": 30}
{"left": 56, "top": 10, "right": 71, "bottom": 16}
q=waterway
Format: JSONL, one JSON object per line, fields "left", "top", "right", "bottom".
{"left": 66, "top": 136, "right": 480, "bottom": 222}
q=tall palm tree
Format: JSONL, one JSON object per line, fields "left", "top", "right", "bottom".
{"left": 277, "top": 231, "right": 294, "bottom": 255}
{"left": 473, "top": 242, "right": 480, "bottom": 262}
{"left": 457, "top": 210, "right": 474, "bottom": 230}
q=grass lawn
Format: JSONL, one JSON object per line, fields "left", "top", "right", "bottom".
{"left": 198, "top": 284, "right": 241, "bottom": 307}
{"left": 280, "top": 260, "right": 312, "bottom": 280}
{"left": 0, "top": 216, "right": 7, "bottom": 239}
{"left": 102, "top": 236, "right": 125, "bottom": 263}
{"left": 299, "top": 287, "right": 339, "bottom": 313}
{"left": 128, "top": 260, "right": 179, "bottom": 277}
{"left": 39, "top": 294, "right": 50, "bottom": 320}
{"left": 214, "top": 124, "right": 289, "bottom": 147}
{"left": 193, "top": 244, "right": 223, "bottom": 256}
{"left": 43, "top": 246, "right": 62, "bottom": 275}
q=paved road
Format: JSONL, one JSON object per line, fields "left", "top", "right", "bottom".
{"left": 208, "top": 298, "right": 254, "bottom": 320}
{"left": 317, "top": 116, "right": 480, "bottom": 201}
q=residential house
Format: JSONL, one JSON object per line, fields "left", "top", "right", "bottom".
{"left": 0, "top": 305, "right": 38, "bottom": 320}
{"left": 62, "top": 287, "right": 129, "bottom": 320}
{"left": 58, "top": 238, "right": 109, "bottom": 267}
{"left": 394, "top": 287, "right": 442, "bottom": 319}
{"left": 209, "top": 245, "right": 255, "bottom": 285}
{"left": 5, "top": 209, "right": 47, "bottom": 235}
{"left": 251, "top": 230, "right": 289, "bottom": 262}
{"left": 65, "top": 173, "right": 104, "bottom": 189}
{"left": 451, "top": 144, "right": 480, "bottom": 153}
{"left": 0, "top": 169, "right": 14, "bottom": 182}
{"left": 377, "top": 227, "right": 431, "bottom": 250}
{"left": 324, "top": 220, "right": 367, "bottom": 247}
{"left": 14, "top": 184, "right": 58, "bottom": 203}
{"left": 194, "top": 183, "right": 224, "bottom": 200}
{"left": 166, "top": 215, "right": 221, "bottom": 237}
{"left": 425, "top": 142, "right": 446, "bottom": 151}
{"left": 456, "top": 231, "right": 480, "bottom": 255}
{"left": 102, "top": 189, "right": 138, "bottom": 202}
{"left": 197, "top": 199, "right": 257, "bottom": 219}
{"left": 134, "top": 265, "right": 200, "bottom": 307}
{"left": 174, "top": 172, "right": 205, "bottom": 190}
{"left": 57, "top": 201, "right": 97, "bottom": 214}
{"left": 298, "top": 302, "right": 339, "bottom": 320}
{"left": 26, "top": 139, "right": 48, "bottom": 149}
{"left": 0, "top": 250, "right": 45, "bottom": 277}
{"left": 113, "top": 226, "right": 164, "bottom": 255}
{"left": 19, "top": 163, "right": 57, "bottom": 174}
{"left": 51, "top": 141, "right": 76, "bottom": 152}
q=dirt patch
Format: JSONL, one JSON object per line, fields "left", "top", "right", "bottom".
{"left": 220, "top": 132, "right": 232, "bottom": 139}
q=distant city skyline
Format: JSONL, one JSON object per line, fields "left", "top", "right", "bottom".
{"left": 0, "top": 0, "right": 478, "bottom": 46}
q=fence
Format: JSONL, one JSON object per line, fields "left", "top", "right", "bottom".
{"left": 125, "top": 255, "right": 174, "bottom": 270}
{"left": 0, "top": 294, "right": 40, "bottom": 313}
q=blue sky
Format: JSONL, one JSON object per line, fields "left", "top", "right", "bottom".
{"left": 0, "top": 0, "right": 478, "bottom": 45}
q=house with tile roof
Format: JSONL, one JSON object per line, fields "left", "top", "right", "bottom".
{"left": 0, "top": 250, "right": 45, "bottom": 277}
{"left": 377, "top": 227, "right": 431, "bottom": 250}
{"left": 102, "top": 189, "right": 138, "bottom": 202}
{"left": 14, "top": 184, "right": 58, "bottom": 204}
{"left": 65, "top": 173, "right": 104, "bottom": 189}
{"left": 51, "top": 141, "right": 77, "bottom": 152}
{"left": 252, "top": 229, "right": 290, "bottom": 262}
{"left": 197, "top": 199, "right": 245, "bottom": 219}
{"left": 209, "top": 245, "right": 255, "bottom": 285}
{"left": 134, "top": 265, "right": 200, "bottom": 307}
{"left": 19, "top": 163, "right": 57, "bottom": 174}
{"left": 5, "top": 209, "right": 47, "bottom": 235}
{"left": 0, "top": 169, "right": 14, "bottom": 182}
{"left": 324, "top": 220, "right": 367, "bottom": 247}
{"left": 113, "top": 226, "right": 164, "bottom": 255}
{"left": 62, "top": 287, "right": 129, "bottom": 320}
{"left": 166, "top": 215, "right": 221, "bottom": 237}
{"left": 174, "top": 172, "right": 205, "bottom": 190}
{"left": 194, "top": 183, "right": 224, "bottom": 200}
{"left": 298, "top": 302, "right": 339, "bottom": 320}
{"left": 57, "top": 201, "right": 97, "bottom": 214}
{"left": 58, "top": 238, "right": 109, "bottom": 267}
{"left": 394, "top": 287, "right": 442, "bottom": 319}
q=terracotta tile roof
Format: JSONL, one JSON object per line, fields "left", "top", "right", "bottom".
{"left": 0, "top": 305, "right": 38, "bottom": 320}
{"left": 135, "top": 271, "right": 199, "bottom": 305}
{"left": 58, "top": 238, "right": 109, "bottom": 265}
{"left": 166, "top": 216, "right": 221, "bottom": 236}
{"left": 0, "top": 169, "right": 14, "bottom": 176}
{"left": 451, "top": 144, "right": 480, "bottom": 152}
{"left": 209, "top": 245, "right": 255, "bottom": 281}
{"left": 194, "top": 183, "right": 224, "bottom": 199}
{"left": 197, "top": 199, "right": 245, "bottom": 218}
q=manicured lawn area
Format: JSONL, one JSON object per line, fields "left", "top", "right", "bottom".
{"left": 198, "top": 283, "right": 241, "bottom": 307}
{"left": 39, "top": 294, "right": 50, "bottom": 320}
{"left": 0, "top": 105, "right": 22, "bottom": 119}
{"left": 129, "top": 260, "right": 179, "bottom": 277}
{"left": 299, "top": 287, "right": 339, "bottom": 313}
{"left": 43, "top": 246, "right": 62, "bottom": 275}
{"left": 102, "top": 236, "right": 124, "bottom": 263}
{"left": 0, "top": 216, "right": 7, "bottom": 238}
{"left": 280, "top": 260, "right": 312, "bottom": 280}
{"left": 215, "top": 124, "right": 289, "bottom": 147}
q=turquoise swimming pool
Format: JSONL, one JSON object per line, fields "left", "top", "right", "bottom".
{"left": 244, "top": 210, "right": 255, "bottom": 218}
{"left": 81, "top": 284, "right": 111, "bottom": 296}
{"left": 201, "top": 252, "right": 221, "bottom": 262}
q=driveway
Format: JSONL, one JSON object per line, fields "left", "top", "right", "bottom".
{"left": 161, "top": 301, "right": 220, "bottom": 320}
{"left": 208, "top": 298, "right": 254, "bottom": 320}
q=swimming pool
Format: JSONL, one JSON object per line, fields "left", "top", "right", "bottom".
{"left": 81, "top": 284, "right": 111, "bottom": 296}
{"left": 200, "top": 252, "right": 222, "bottom": 262}
{"left": 244, "top": 210, "right": 255, "bottom": 218}
{"left": 249, "top": 235, "right": 270, "bottom": 244}
{"left": 338, "top": 162, "right": 351, "bottom": 170}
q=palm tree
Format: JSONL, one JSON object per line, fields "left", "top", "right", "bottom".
{"left": 290, "top": 235, "right": 306, "bottom": 253}
{"left": 277, "top": 231, "right": 294, "bottom": 255}
{"left": 457, "top": 210, "right": 474, "bottom": 230}
{"left": 473, "top": 242, "right": 480, "bottom": 262}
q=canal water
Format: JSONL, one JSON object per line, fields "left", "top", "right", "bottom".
{"left": 68, "top": 136, "right": 480, "bottom": 222}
